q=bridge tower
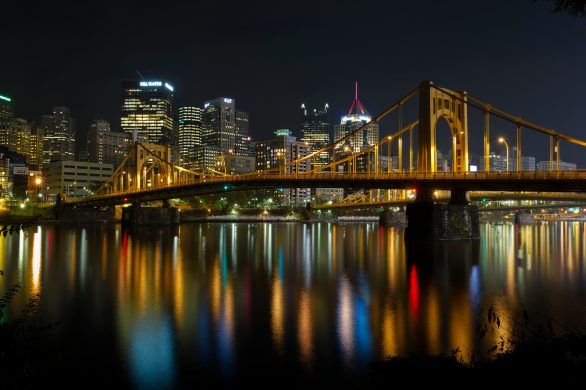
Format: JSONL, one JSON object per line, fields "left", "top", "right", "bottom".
{"left": 400, "top": 81, "right": 478, "bottom": 240}
{"left": 418, "top": 81, "right": 468, "bottom": 172}
{"left": 112, "top": 143, "right": 173, "bottom": 192}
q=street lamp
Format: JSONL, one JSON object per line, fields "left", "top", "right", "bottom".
{"left": 498, "top": 137, "right": 509, "bottom": 172}
{"left": 34, "top": 177, "right": 42, "bottom": 202}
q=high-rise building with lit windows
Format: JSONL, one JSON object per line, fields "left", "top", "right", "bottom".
{"left": 255, "top": 129, "right": 311, "bottom": 206}
{"left": 87, "top": 119, "right": 132, "bottom": 167}
{"left": 42, "top": 106, "right": 76, "bottom": 165}
{"left": 301, "top": 103, "right": 330, "bottom": 167}
{"left": 0, "top": 93, "right": 13, "bottom": 122}
{"left": 121, "top": 80, "right": 174, "bottom": 145}
{"left": 0, "top": 118, "right": 30, "bottom": 157}
{"left": 201, "top": 97, "right": 251, "bottom": 168}
{"left": 0, "top": 118, "right": 43, "bottom": 169}
{"left": 178, "top": 106, "right": 203, "bottom": 162}
{"left": 333, "top": 83, "right": 378, "bottom": 153}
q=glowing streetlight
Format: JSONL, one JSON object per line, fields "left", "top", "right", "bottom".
{"left": 498, "top": 137, "right": 509, "bottom": 172}
{"left": 34, "top": 177, "right": 43, "bottom": 202}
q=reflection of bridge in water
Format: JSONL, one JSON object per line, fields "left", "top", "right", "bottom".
{"left": 61, "top": 81, "right": 586, "bottom": 240}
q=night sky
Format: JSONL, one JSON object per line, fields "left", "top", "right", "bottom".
{"left": 1, "top": 0, "right": 585, "bottom": 165}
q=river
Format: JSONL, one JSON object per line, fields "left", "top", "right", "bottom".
{"left": 1, "top": 221, "right": 585, "bottom": 388}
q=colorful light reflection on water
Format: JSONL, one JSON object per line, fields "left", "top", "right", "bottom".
{"left": 1, "top": 221, "right": 586, "bottom": 387}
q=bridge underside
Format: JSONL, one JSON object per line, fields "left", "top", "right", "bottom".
{"left": 67, "top": 173, "right": 586, "bottom": 207}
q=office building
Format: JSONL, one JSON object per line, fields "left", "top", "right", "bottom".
{"left": 121, "top": 80, "right": 174, "bottom": 145}
{"left": 0, "top": 118, "right": 31, "bottom": 159}
{"left": 0, "top": 93, "right": 13, "bottom": 122}
{"left": 480, "top": 148, "right": 536, "bottom": 172}
{"left": 0, "top": 146, "right": 27, "bottom": 197}
{"left": 29, "top": 126, "right": 43, "bottom": 169}
{"left": 255, "top": 129, "right": 311, "bottom": 206}
{"left": 0, "top": 118, "right": 44, "bottom": 169}
{"left": 301, "top": 103, "right": 330, "bottom": 167}
{"left": 201, "top": 97, "right": 251, "bottom": 168}
{"left": 235, "top": 110, "right": 252, "bottom": 156}
{"left": 537, "top": 160, "right": 577, "bottom": 171}
{"left": 42, "top": 106, "right": 76, "bottom": 165}
{"left": 178, "top": 106, "right": 203, "bottom": 162}
{"left": 224, "top": 153, "right": 255, "bottom": 174}
{"left": 314, "top": 188, "right": 344, "bottom": 204}
{"left": 87, "top": 119, "right": 132, "bottom": 167}
{"left": 44, "top": 160, "right": 113, "bottom": 198}
{"left": 0, "top": 153, "right": 8, "bottom": 193}
{"left": 333, "top": 83, "right": 378, "bottom": 154}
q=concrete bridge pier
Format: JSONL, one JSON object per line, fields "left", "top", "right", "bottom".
{"left": 54, "top": 193, "right": 118, "bottom": 222}
{"left": 379, "top": 208, "right": 407, "bottom": 227}
{"left": 514, "top": 210, "right": 535, "bottom": 224}
{"left": 404, "top": 188, "right": 479, "bottom": 241}
{"left": 121, "top": 203, "right": 180, "bottom": 226}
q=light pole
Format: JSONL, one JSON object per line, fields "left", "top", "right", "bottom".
{"left": 498, "top": 137, "right": 509, "bottom": 172}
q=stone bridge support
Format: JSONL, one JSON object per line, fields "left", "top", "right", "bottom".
{"left": 54, "top": 193, "right": 118, "bottom": 222}
{"left": 404, "top": 188, "right": 479, "bottom": 241}
{"left": 121, "top": 203, "right": 180, "bottom": 226}
{"left": 514, "top": 210, "right": 534, "bottom": 224}
{"left": 379, "top": 209, "right": 407, "bottom": 227}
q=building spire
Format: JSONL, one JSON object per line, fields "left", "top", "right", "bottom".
{"left": 347, "top": 81, "right": 370, "bottom": 117}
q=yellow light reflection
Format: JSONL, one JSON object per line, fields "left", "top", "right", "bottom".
{"left": 449, "top": 294, "right": 472, "bottom": 361}
{"left": 271, "top": 273, "right": 284, "bottom": 353}
{"left": 172, "top": 235, "right": 185, "bottom": 334}
{"left": 382, "top": 301, "right": 397, "bottom": 358}
{"left": 211, "top": 258, "right": 221, "bottom": 323}
{"left": 297, "top": 289, "right": 313, "bottom": 367}
{"left": 426, "top": 286, "right": 440, "bottom": 356}
{"left": 31, "top": 227, "right": 42, "bottom": 295}
{"left": 223, "top": 280, "right": 234, "bottom": 346}
{"left": 101, "top": 236, "right": 108, "bottom": 279}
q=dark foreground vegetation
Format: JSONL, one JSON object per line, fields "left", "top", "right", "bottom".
{"left": 359, "top": 305, "right": 586, "bottom": 389}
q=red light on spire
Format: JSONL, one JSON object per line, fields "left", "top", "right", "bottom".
{"left": 346, "top": 81, "right": 371, "bottom": 117}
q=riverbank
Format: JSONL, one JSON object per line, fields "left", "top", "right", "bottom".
{"left": 0, "top": 209, "right": 384, "bottom": 225}
{"left": 360, "top": 330, "right": 586, "bottom": 388}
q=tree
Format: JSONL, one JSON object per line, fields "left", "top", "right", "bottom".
{"left": 546, "top": 0, "right": 586, "bottom": 15}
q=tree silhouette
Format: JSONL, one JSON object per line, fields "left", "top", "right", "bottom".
{"left": 547, "top": 0, "right": 586, "bottom": 15}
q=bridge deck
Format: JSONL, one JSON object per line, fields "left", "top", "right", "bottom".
{"left": 67, "top": 171, "right": 586, "bottom": 207}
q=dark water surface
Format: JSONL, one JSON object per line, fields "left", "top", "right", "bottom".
{"left": 1, "top": 222, "right": 586, "bottom": 388}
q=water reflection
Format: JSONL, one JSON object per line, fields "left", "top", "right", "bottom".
{"left": 1, "top": 221, "right": 586, "bottom": 387}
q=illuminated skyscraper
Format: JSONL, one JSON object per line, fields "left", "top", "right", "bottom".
{"left": 333, "top": 82, "right": 378, "bottom": 153}
{"left": 87, "top": 119, "right": 132, "bottom": 167}
{"left": 42, "top": 106, "right": 75, "bottom": 165}
{"left": 121, "top": 80, "right": 174, "bottom": 145}
{"left": 0, "top": 118, "right": 43, "bottom": 169}
{"left": 0, "top": 93, "right": 13, "bottom": 122}
{"left": 255, "top": 129, "right": 311, "bottom": 206}
{"left": 178, "top": 106, "right": 203, "bottom": 162}
{"left": 201, "top": 97, "right": 250, "bottom": 168}
{"left": 300, "top": 103, "right": 330, "bottom": 167}
{"left": 0, "top": 118, "right": 30, "bottom": 157}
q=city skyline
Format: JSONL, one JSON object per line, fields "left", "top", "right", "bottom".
{"left": 1, "top": 1, "right": 585, "bottom": 164}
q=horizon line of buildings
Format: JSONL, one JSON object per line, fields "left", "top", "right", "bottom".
{"left": 0, "top": 82, "right": 579, "bottom": 204}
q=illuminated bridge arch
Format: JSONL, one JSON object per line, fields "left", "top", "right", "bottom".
{"left": 418, "top": 81, "right": 468, "bottom": 172}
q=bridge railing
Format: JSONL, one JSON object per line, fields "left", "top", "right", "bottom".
{"left": 66, "top": 169, "right": 586, "bottom": 205}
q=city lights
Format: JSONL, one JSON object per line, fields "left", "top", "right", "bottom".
{"left": 1, "top": 3, "right": 586, "bottom": 388}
